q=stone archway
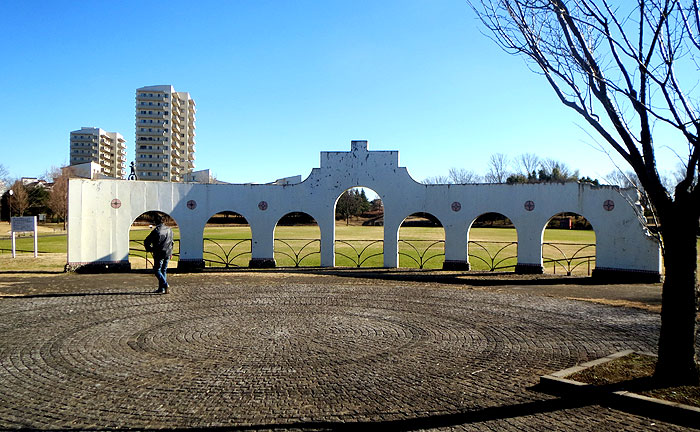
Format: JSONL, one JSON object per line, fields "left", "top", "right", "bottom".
{"left": 128, "top": 211, "right": 179, "bottom": 270}
{"left": 398, "top": 212, "right": 445, "bottom": 269}
{"left": 542, "top": 212, "right": 596, "bottom": 276}
{"left": 274, "top": 212, "right": 321, "bottom": 267}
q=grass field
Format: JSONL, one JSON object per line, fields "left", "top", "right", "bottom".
{"left": 1, "top": 222, "right": 696, "bottom": 276}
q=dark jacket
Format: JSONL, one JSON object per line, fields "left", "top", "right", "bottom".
{"left": 144, "top": 224, "right": 174, "bottom": 257}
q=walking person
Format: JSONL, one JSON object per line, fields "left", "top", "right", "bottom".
{"left": 144, "top": 214, "right": 174, "bottom": 294}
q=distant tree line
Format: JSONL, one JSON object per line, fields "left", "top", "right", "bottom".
{"left": 423, "top": 153, "right": 599, "bottom": 185}
{"left": 0, "top": 164, "right": 72, "bottom": 228}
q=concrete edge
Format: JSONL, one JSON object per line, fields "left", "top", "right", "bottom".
{"left": 538, "top": 351, "right": 700, "bottom": 427}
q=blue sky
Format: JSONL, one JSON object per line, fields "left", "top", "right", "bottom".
{"left": 0, "top": 1, "right": 685, "bottom": 185}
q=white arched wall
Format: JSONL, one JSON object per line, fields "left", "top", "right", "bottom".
{"left": 67, "top": 140, "right": 661, "bottom": 280}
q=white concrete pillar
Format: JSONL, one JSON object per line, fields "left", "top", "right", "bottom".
{"left": 178, "top": 224, "right": 203, "bottom": 261}
{"left": 515, "top": 228, "right": 543, "bottom": 274}
{"left": 443, "top": 223, "right": 469, "bottom": 270}
{"left": 319, "top": 216, "right": 335, "bottom": 267}
{"left": 383, "top": 216, "right": 400, "bottom": 268}
{"left": 250, "top": 220, "right": 276, "bottom": 267}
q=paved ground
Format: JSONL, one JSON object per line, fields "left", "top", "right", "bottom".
{"left": 0, "top": 270, "right": 695, "bottom": 430}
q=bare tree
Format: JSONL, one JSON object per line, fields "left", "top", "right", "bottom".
{"left": 605, "top": 169, "right": 640, "bottom": 189}
{"left": 485, "top": 153, "right": 511, "bottom": 183}
{"left": 9, "top": 180, "right": 29, "bottom": 216}
{"left": 422, "top": 175, "right": 451, "bottom": 185}
{"left": 517, "top": 153, "right": 541, "bottom": 176}
{"left": 539, "top": 158, "right": 579, "bottom": 181}
{"left": 470, "top": 0, "right": 699, "bottom": 384}
{"left": 423, "top": 168, "right": 482, "bottom": 184}
{"left": 45, "top": 166, "right": 72, "bottom": 230}
{"left": 448, "top": 167, "right": 482, "bottom": 183}
{"left": 0, "top": 164, "right": 8, "bottom": 186}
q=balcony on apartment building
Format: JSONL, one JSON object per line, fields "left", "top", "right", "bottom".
{"left": 137, "top": 137, "right": 168, "bottom": 145}
{"left": 136, "top": 119, "right": 168, "bottom": 128}
{"left": 136, "top": 145, "right": 166, "bottom": 153}
{"left": 71, "top": 139, "right": 98, "bottom": 147}
{"left": 138, "top": 111, "right": 169, "bottom": 120}
{"left": 138, "top": 129, "right": 168, "bottom": 137}
{"left": 137, "top": 93, "right": 168, "bottom": 101}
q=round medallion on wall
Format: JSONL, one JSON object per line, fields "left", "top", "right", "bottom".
{"left": 258, "top": 201, "right": 268, "bottom": 211}
{"left": 603, "top": 200, "right": 615, "bottom": 211}
{"left": 524, "top": 200, "right": 535, "bottom": 211}
{"left": 110, "top": 199, "right": 121, "bottom": 209}
{"left": 186, "top": 200, "right": 197, "bottom": 210}
{"left": 451, "top": 201, "right": 462, "bottom": 212}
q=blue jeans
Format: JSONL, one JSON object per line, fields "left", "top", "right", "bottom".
{"left": 154, "top": 255, "right": 170, "bottom": 288}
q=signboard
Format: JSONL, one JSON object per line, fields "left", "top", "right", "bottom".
{"left": 11, "top": 216, "right": 36, "bottom": 232}
{"left": 10, "top": 216, "right": 38, "bottom": 258}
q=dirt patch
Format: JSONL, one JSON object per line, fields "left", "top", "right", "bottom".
{"left": 568, "top": 352, "right": 700, "bottom": 408}
{"left": 566, "top": 297, "right": 662, "bottom": 313}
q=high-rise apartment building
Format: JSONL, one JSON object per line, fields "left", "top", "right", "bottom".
{"left": 69, "top": 127, "right": 127, "bottom": 179}
{"left": 135, "top": 85, "right": 196, "bottom": 182}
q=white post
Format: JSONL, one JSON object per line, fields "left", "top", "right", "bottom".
{"left": 33, "top": 217, "right": 38, "bottom": 258}
{"left": 11, "top": 232, "right": 16, "bottom": 258}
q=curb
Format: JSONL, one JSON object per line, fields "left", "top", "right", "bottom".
{"left": 539, "top": 350, "right": 700, "bottom": 428}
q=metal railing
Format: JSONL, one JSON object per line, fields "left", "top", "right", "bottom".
{"left": 274, "top": 239, "right": 320, "bottom": 267}
{"left": 203, "top": 238, "right": 252, "bottom": 268}
{"left": 542, "top": 243, "right": 596, "bottom": 276}
{"left": 468, "top": 240, "right": 518, "bottom": 271}
{"left": 398, "top": 239, "right": 445, "bottom": 269}
{"left": 335, "top": 240, "right": 384, "bottom": 268}
{"left": 126, "top": 237, "right": 596, "bottom": 275}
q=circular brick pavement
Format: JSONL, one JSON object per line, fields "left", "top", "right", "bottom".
{"left": 0, "top": 273, "right": 690, "bottom": 430}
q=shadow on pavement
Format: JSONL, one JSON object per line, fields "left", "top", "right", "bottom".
{"left": 0, "top": 291, "right": 158, "bottom": 299}
{"left": 4, "top": 396, "right": 595, "bottom": 431}
{"left": 226, "top": 267, "right": 631, "bottom": 286}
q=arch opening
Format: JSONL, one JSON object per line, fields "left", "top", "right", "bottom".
{"left": 334, "top": 187, "right": 384, "bottom": 267}
{"left": 129, "top": 211, "right": 180, "bottom": 269}
{"left": 467, "top": 212, "right": 518, "bottom": 272}
{"left": 274, "top": 212, "right": 321, "bottom": 267}
{"left": 542, "top": 212, "right": 596, "bottom": 276}
{"left": 398, "top": 212, "right": 445, "bottom": 269}
{"left": 203, "top": 211, "right": 252, "bottom": 268}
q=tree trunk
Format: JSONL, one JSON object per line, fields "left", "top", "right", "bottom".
{"left": 655, "top": 201, "right": 699, "bottom": 385}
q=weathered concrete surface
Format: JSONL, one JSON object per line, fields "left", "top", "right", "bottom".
{"left": 68, "top": 140, "right": 661, "bottom": 276}
{"left": 0, "top": 272, "right": 690, "bottom": 430}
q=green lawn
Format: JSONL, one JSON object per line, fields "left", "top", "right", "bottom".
{"left": 1, "top": 225, "right": 696, "bottom": 276}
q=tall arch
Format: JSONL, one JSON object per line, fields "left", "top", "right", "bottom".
{"left": 202, "top": 211, "right": 252, "bottom": 268}
{"left": 333, "top": 187, "right": 385, "bottom": 267}
{"left": 273, "top": 212, "right": 321, "bottom": 267}
{"left": 128, "top": 211, "right": 179, "bottom": 269}
{"left": 467, "top": 212, "right": 518, "bottom": 272}
{"left": 398, "top": 212, "right": 445, "bottom": 269}
{"left": 541, "top": 212, "right": 596, "bottom": 276}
